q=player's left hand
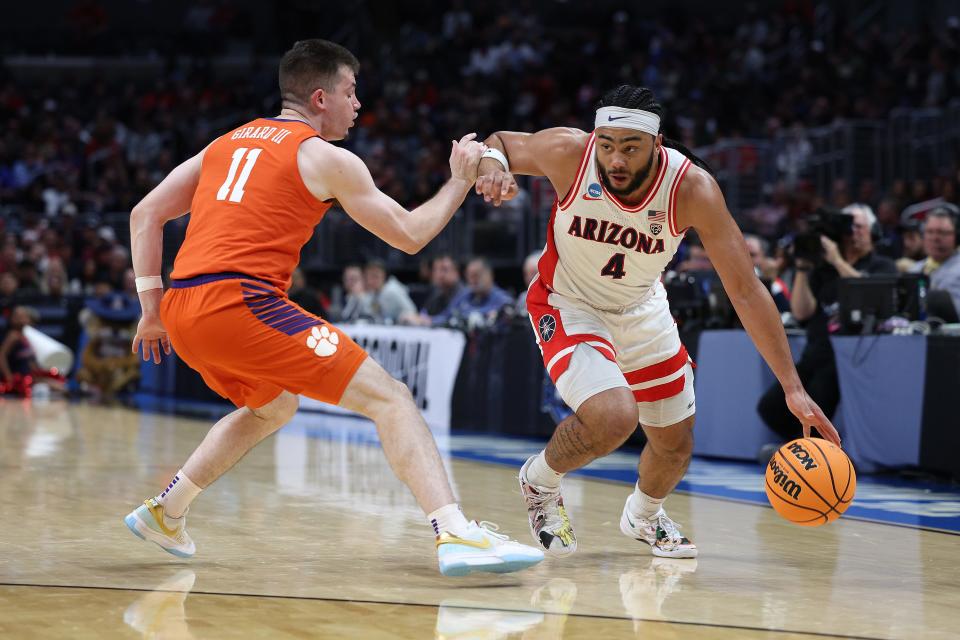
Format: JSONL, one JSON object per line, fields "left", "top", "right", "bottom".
{"left": 132, "top": 313, "right": 172, "bottom": 364}
{"left": 449, "top": 133, "right": 487, "bottom": 183}
{"left": 785, "top": 387, "right": 842, "bottom": 447}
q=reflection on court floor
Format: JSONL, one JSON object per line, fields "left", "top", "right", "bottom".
{"left": 284, "top": 407, "right": 960, "bottom": 533}
{"left": 1, "top": 399, "right": 957, "bottom": 639}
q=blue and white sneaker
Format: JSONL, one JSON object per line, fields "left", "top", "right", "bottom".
{"left": 436, "top": 521, "right": 544, "bottom": 577}
{"left": 124, "top": 498, "right": 196, "bottom": 558}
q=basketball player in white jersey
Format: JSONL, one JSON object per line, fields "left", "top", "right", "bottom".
{"left": 474, "top": 85, "right": 841, "bottom": 559}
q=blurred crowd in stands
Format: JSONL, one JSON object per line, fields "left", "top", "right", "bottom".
{"left": 4, "top": 1, "right": 960, "bottom": 214}
{"left": 2, "top": 0, "right": 960, "bottom": 399}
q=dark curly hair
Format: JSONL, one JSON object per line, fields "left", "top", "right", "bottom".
{"left": 597, "top": 85, "right": 714, "bottom": 177}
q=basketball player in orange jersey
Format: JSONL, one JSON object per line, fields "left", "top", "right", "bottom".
{"left": 474, "top": 85, "right": 842, "bottom": 559}
{"left": 123, "top": 39, "right": 543, "bottom": 577}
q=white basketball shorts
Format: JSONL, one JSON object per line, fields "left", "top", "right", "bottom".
{"left": 526, "top": 277, "right": 695, "bottom": 428}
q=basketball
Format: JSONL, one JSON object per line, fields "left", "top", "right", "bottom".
{"left": 765, "top": 438, "right": 856, "bottom": 526}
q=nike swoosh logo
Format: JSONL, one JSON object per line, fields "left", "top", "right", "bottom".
{"left": 435, "top": 533, "right": 492, "bottom": 550}
{"left": 145, "top": 500, "right": 182, "bottom": 539}
{"left": 608, "top": 115, "right": 630, "bottom": 121}
{"left": 626, "top": 513, "right": 636, "bottom": 528}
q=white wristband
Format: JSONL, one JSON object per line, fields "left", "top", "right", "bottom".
{"left": 135, "top": 276, "right": 164, "bottom": 293}
{"left": 481, "top": 147, "right": 510, "bottom": 172}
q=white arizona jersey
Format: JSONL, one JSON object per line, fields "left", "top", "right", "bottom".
{"left": 537, "top": 133, "right": 693, "bottom": 310}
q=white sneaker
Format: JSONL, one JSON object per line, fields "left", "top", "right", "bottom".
{"left": 435, "top": 604, "right": 543, "bottom": 639}
{"left": 619, "top": 501, "right": 698, "bottom": 558}
{"left": 620, "top": 557, "right": 699, "bottom": 620}
{"left": 123, "top": 570, "right": 196, "bottom": 635}
{"left": 436, "top": 520, "right": 545, "bottom": 577}
{"left": 519, "top": 456, "right": 577, "bottom": 557}
{"left": 530, "top": 578, "right": 578, "bottom": 613}
{"left": 124, "top": 498, "right": 196, "bottom": 558}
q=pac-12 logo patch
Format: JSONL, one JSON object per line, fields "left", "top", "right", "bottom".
{"left": 647, "top": 209, "right": 666, "bottom": 236}
{"left": 587, "top": 183, "right": 602, "bottom": 198}
{"left": 538, "top": 314, "right": 557, "bottom": 342}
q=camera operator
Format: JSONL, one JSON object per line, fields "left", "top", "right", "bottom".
{"left": 757, "top": 204, "right": 896, "bottom": 445}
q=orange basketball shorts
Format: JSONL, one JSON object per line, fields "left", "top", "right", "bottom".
{"left": 160, "top": 273, "right": 367, "bottom": 408}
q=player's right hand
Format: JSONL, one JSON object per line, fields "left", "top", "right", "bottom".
{"left": 449, "top": 133, "right": 487, "bottom": 183}
{"left": 475, "top": 169, "right": 519, "bottom": 206}
{"left": 785, "top": 387, "right": 842, "bottom": 447}
{"left": 132, "top": 313, "right": 172, "bottom": 364}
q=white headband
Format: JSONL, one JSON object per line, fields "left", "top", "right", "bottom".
{"left": 594, "top": 107, "right": 660, "bottom": 136}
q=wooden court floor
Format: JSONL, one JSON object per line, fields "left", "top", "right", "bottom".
{"left": 0, "top": 400, "right": 957, "bottom": 639}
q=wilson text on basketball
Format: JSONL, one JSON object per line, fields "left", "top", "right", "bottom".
{"left": 768, "top": 459, "right": 802, "bottom": 499}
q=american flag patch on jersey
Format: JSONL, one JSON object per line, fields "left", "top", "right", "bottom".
{"left": 647, "top": 210, "right": 666, "bottom": 222}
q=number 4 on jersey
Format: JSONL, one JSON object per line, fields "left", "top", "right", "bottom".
{"left": 601, "top": 252, "right": 627, "bottom": 279}
{"left": 217, "top": 147, "right": 262, "bottom": 202}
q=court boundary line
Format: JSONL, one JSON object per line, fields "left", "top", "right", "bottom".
{"left": 0, "top": 581, "right": 896, "bottom": 640}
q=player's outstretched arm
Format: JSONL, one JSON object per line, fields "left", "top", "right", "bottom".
{"left": 677, "top": 167, "right": 842, "bottom": 447}
{"left": 129, "top": 148, "right": 205, "bottom": 363}
{"left": 476, "top": 128, "right": 588, "bottom": 206}
{"left": 302, "top": 134, "right": 485, "bottom": 254}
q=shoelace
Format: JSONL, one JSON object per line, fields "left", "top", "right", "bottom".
{"left": 655, "top": 512, "right": 685, "bottom": 547}
{"left": 475, "top": 520, "right": 509, "bottom": 541}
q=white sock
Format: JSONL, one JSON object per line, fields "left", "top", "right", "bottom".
{"left": 155, "top": 470, "right": 202, "bottom": 519}
{"left": 524, "top": 450, "right": 563, "bottom": 489}
{"left": 428, "top": 503, "right": 470, "bottom": 536}
{"left": 629, "top": 485, "right": 665, "bottom": 520}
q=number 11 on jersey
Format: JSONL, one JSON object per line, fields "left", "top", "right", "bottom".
{"left": 217, "top": 147, "right": 262, "bottom": 202}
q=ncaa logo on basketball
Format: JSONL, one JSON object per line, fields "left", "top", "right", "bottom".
{"left": 538, "top": 314, "right": 557, "bottom": 342}
{"left": 787, "top": 442, "right": 819, "bottom": 470}
{"left": 587, "top": 183, "right": 602, "bottom": 198}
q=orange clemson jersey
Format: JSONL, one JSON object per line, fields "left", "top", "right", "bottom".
{"left": 171, "top": 117, "right": 331, "bottom": 290}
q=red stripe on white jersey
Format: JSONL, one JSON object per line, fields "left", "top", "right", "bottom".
{"left": 623, "top": 345, "right": 689, "bottom": 385}
{"left": 535, "top": 202, "right": 561, "bottom": 290}
{"left": 633, "top": 374, "right": 686, "bottom": 402}
{"left": 558, "top": 134, "right": 596, "bottom": 211}
{"left": 668, "top": 158, "right": 692, "bottom": 237}
{"left": 526, "top": 278, "right": 617, "bottom": 382}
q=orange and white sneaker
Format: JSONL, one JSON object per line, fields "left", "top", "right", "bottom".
{"left": 124, "top": 498, "right": 196, "bottom": 558}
